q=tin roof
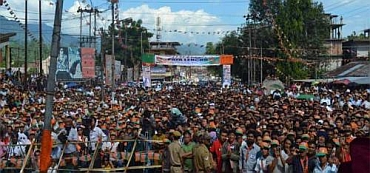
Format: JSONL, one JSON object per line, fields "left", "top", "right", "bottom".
{"left": 324, "top": 61, "right": 370, "bottom": 78}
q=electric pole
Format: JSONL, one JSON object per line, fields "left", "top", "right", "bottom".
{"left": 40, "top": 0, "right": 63, "bottom": 172}
{"left": 111, "top": 1, "right": 115, "bottom": 90}
{"left": 39, "top": 0, "right": 42, "bottom": 75}
{"left": 24, "top": 0, "right": 28, "bottom": 87}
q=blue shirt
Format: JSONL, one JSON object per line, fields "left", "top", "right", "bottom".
{"left": 313, "top": 162, "right": 338, "bottom": 173}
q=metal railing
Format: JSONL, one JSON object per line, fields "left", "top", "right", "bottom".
{"left": 1, "top": 133, "right": 165, "bottom": 173}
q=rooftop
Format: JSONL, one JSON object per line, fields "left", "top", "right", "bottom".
{"left": 0, "top": 33, "right": 16, "bottom": 43}
{"left": 324, "top": 61, "right": 370, "bottom": 78}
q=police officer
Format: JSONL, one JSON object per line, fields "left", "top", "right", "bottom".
{"left": 193, "top": 132, "right": 213, "bottom": 173}
{"left": 168, "top": 131, "right": 184, "bottom": 173}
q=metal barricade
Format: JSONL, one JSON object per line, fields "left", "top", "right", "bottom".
{"left": 1, "top": 132, "right": 165, "bottom": 172}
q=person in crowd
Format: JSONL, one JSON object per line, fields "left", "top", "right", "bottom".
{"left": 168, "top": 131, "right": 183, "bottom": 173}
{"left": 313, "top": 147, "right": 338, "bottom": 173}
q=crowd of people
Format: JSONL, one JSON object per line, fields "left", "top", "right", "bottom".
{"left": 0, "top": 70, "right": 369, "bottom": 173}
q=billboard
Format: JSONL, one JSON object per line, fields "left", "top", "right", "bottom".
{"left": 56, "top": 47, "right": 95, "bottom": 81}
{"left": 80, "top": 48, "right": 95, "bottom": 78}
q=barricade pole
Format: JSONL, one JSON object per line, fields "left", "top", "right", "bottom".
{"left": 55, "top": 143, "right": 67, "bottom": 171}
{"left": 20, "top": 139, "right": 35, "bottom": 173}
{"left": 87, "top": 140, "right": 101, "bottom": 173}
{"left": 125, "top": 128, "right": 142, "bottom": 173}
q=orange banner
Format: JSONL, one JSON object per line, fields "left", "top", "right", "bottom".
{"left": 220, "top": 55, "right": 234, "bottom": 65}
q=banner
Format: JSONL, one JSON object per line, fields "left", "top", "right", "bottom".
{"left": 142, "top": 66, "right": 151, "bottom": 87}
{"left": 220, "top": 55, "right": 234, "bottom": 65}
{"left": 115, "top": 60, "right": 121, "bottom": 81}
{"left": 222, "top": 65, "right": 231, "bottom": 87}
{"left": 80, "top": 48, "right": 95, "bottom": 78}
{"left": 127, "top": 68, "right": 133, "bottom": 82}
{"left": 155, "top": 55, "right": 220, "bottom": 66}
{"left": 56, "top": 47, "right": 83, "bottom": 81}
{"left": 105, "top": 55, "right": 113, "bottom": 85}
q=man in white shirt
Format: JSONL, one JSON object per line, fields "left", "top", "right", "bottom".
{"left": 7, "top": 133, "right": 26, "bottom": 158}
{"left": 88, "top": 117, "right": 108, "bottom": 152}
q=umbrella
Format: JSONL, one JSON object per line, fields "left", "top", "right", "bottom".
{"left": 270, "top": 83, "right": 284, "bottom": 90}
{"left": 262, "top": 79, "right": 284, "bottom": 93}
{"left": 312, "top": 81, "right": 320, "bottom": 86}
{"left": 333, "top": 79, "right": 351, "bottom": 85}
{"left": 297, "top": 94, "right": 314, "bottom": 100}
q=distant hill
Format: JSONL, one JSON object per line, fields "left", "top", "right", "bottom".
{"left": 176, "top": 43, "right": 206, "bottom": 55}
{"left": 0, "top": 15, "right": 79, "bottom": 47}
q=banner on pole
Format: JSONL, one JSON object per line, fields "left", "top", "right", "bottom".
{"left": 222, "top": 65, "right": 231, "bottom": 87}
{"left": 105, "top": 55, "right": 113, "bottom": 85}
{"left": 155, "top": 55, "right": 220, "bottom": 66}
{"left": 142, "top": 66, "right": 151, "bottom": 87}
{"left": 115, "top": 60, "right": 121, "bottom": 81}
{"left": 127, "top": 68, "right": 133, "bottom": 82}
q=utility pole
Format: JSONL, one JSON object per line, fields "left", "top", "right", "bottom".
{"left": 77, "top": 7, "right": 99, "bottom": 48}
{"left": 39, "top": 0, "right": 42, "bottom": 75}
{"left": 100, "top": 27, "right": 105, "bottom": 101}
{"left": 111, "top": 1, "right": 116, "bottom": 91}
{"left": 78, "top": 7, "right": 83, "bottom": 47}
{"left": 24, "top": 0, "right": 28, "bottom": 87}
{"left": 39, "top": 0, "right": 63, "bottom": 172}
{"left": 89, "top": 7, "right": 92, "bottom": 47}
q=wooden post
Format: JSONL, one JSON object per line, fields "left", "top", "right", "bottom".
{"left": 87, "top": 140, "right": 101, "bottom": 173}
{"left": 20, "top": 139, "right": 35, "bottom": 173}
{"left": 124, "top": 129, "right": 141, "bottom": 173}
{"left": 54, "top": 144, "right": 67, "bottom": 171}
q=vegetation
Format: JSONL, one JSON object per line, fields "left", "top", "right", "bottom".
{"left": 102, "top": 19, "right": 153, "bottom": 70}
{"left": 212, "top": 0, "right": 330, "bottom": 82}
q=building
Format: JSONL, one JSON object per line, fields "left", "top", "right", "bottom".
{"left": 342, "top": 28, "right": 370, "bottom": 60}
{"left": 0, "top": 32, "right": 16, "bottom": 69}
{"left": 146, "top": 41, "right": 181, "bottom": 81}
{"left": 148, "top": 41, "right": 180, "bottom": 55}
{"left": 322, "top": 14, "right": 345, "bottom": 71}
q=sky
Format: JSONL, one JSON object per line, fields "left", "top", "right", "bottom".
{"left": 0, "top": 0, "right": 369, "bottom": 46}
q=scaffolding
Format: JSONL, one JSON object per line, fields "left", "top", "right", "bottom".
{"left": 1, "top": 135, "right": 164, "bottom": 173}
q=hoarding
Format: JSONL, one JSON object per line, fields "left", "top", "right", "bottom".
{"left": 56, "top": 47, "right": 95, "bottom": 81}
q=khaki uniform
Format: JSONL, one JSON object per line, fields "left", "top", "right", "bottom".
{"left": 168, "top": 141, "right": 184, "bottom": 173}
{"left": 194, "top": 144, "right": 213, "bottom": 173}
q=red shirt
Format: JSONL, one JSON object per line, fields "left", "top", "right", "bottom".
{"left": 210, "top": 139, "right": 222, "bottom": 173}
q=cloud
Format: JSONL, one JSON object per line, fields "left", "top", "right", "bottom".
{"left": 120, "top": 4, "right": 227, "bottom": 44}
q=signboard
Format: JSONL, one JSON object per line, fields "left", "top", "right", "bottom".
{"left": 155, "top": 55, "right": 220, "bottom": 66}
{"left": 222, "top": 65, "right": 231, "bottom": 87}
{"left": 80, "top": 48, "right": 95, "bottom": 78}
{"left": 56, "top": 47, "right": 84, "bottom": 81}
{"left": 105, "top": 55, "right": 113, "bottom": 85}
{"left": 142, "top": 66, "right": 151, "bottom": 87}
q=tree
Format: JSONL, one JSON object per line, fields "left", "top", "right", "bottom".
{"left": 246, "top": 0, "right": 329, "bottom": 80}
{"left": 205, "top": 42, "right": 217, "bottom": 54}
{"left": 104, "top": 19, "right": 153, "bottom": 68}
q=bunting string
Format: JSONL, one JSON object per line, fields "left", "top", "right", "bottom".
{"left": 3, "top": 0, "right": 39, "bottom": 42}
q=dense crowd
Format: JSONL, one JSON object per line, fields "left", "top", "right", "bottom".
{"left": 0, "top": 70, "right": 369, "bottom": 173}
